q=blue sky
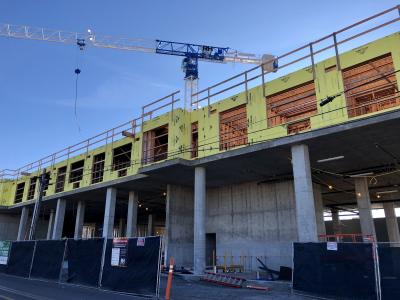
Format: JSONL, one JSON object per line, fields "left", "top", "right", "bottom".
{"left": 0, "top": 0, "right": 399, "bottom": 170}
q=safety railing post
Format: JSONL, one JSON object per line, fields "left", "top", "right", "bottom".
{"left": 244, "top": 72, "right": 249, "bottom": 103}
{"left": 309, "top": 43, "right": 316, "bottom": 80}
{"left": 207, "top": 88, "right": 211, "bottom": 116}
{"left": 333, "top": 32, "right": 341, "bottom": 71}
{"left": 261, "top": 65, "right": 266, "bottom": 98}
{"left": 171, "top": 93, "right": 175, "bottom": 121}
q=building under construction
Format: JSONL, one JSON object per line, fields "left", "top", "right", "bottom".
{"left": 0, "top": 6, "right": 400, "bottom": 276}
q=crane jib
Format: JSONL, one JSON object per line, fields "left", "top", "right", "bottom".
{"left": 155, "top": 40, "right": 228, "bottom": 61}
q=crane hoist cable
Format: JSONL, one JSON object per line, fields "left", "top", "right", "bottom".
{"left": 74, "top": 38, "right": 85, "bottom": 133}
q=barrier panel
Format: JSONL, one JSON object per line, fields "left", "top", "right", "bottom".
{"left": 101, "top": 236, "right": 161, "bottom": 297}
{"left": 293, "top": 242, "right": 377, "bottom": 299}
{"left": 377, "top": 243, "right": 400, "bottom": 299}
{"left": 30, "top": 240, "right": 66, "bottom": 281}
{"left": 0, "top": 241, "right": 11, "bottom": 273}
{"left": 6, "top": 241, "right": 35, "bottom": 277}
{"left": 64, "top": 238, "right": 104, "bottom": 287}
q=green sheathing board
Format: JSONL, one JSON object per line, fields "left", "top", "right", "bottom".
{"left": 1, "top": 32, "right": 399, "bottom": 206}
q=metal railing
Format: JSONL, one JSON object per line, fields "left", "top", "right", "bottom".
{"left": 1, "top": 6, "right": 399, "bottom": 181}
{"left": 191, "top": 5, "right": 400, "bottom": 108}
{"left": 0, "top": 91, "right": 181, "bottom": 180}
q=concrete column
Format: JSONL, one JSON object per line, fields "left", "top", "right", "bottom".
{"left": 194, "top": 167, "right": 206, "bottom": 274}
{"left": 52, "top": 198, "right": 66, "bottom": 240}
{"left": 46, "top": 209, "right": 55, "bottom": 240}
{"left": 126, "top": 191, "right": 138, "bottom": 237}
{"left": 313, "top": 184, "right": 326, "bottom": 237}
{"left": 383, "top": 202, "right": 400, "bottom": 243}
{"left": 74, "top": 201, "right": 85, "bottom": 239}
{"left": 331, "top": 208, "right": 342, "bottom": 234}
{"left": 17, "top": 207, "right": 29, "bottom": 241}
{"left": 102, "top": 187, "right": 117, "bottom": 238}
{"left": 118, "top": 218, "right": 125, "bottom": 237}
{"left": 147, "top": 214, "right": 153, "bottom": 236}
{"left": 291, "top": 144, "right": 318, "bottom": 242}
{"left": 355, "top": 177, "right": 376, "bottom": 240}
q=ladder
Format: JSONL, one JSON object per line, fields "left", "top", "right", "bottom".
{"left": 201, "top": 272, "right": 246, "bottom": 288}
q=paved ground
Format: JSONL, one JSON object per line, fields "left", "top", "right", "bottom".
{"left": 0, "top": 273, "right": 307, "bottom": 299}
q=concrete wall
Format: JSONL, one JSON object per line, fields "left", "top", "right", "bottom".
{"left": 166, "top": 185, "right": 194, "bottom": 268}
{"left": 0, "top": 213, "right": 48, "bottom": 241}
{"left": 206, "top": 180, "right": 297, "bottom": 270}
{"left": 166, "top": 180, "right": 298, "bottom": 270}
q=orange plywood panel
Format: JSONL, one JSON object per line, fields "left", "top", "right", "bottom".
{"left": 343, "top": 53, "right": 400, "bottom": 117}
{"left": 219, "top": 105, "right": 247, "bottom": 151}
{"left": 266, "top": 81, "right": 317, "bottom": 127}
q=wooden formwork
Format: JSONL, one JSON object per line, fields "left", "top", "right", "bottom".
{"left": 142, "top": 125, "right": 169, "bottom": 164}
{"left": 14, "top": 182, "right": 25, "bottom": 203}
{"left": 219, "top": 105, "right": 248, "bottom": 151}
{"left": 27, "top": 177, "right": 37, "bottom": 200}
{"left": 266, "top": 81, "right": 317, "bottom": 134}
{"left": 91, "top": 152, "right": 105, "bottom": 184}
{"left": 343, "top": 53, "right": 400, "bottom": 118}
{"left": 112, "top": 143, "right": 132, "bottom": 178}
{"left": 55, "top": 166, "right": 67, "bottom": 193}
{"left": 191, "top": 122, "right": 198, "bottom": 158}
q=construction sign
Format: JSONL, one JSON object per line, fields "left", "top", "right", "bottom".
{"left": 0, "top": 241, "right": 11, "bottom": 265}
{"left": 111, "top": 238, "right": 128, "bottom": 267}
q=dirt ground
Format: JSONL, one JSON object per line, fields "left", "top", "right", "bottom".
{"left": 160, "top": 274, "right": 308, "bottom": 300}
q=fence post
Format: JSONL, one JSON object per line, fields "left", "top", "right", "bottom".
{"left": 58, "top": 239, "right": 68, "bottom": 282}
{"left": 98, "top": 238, "right": 107, "bottom": 287}
{"left": 374, "top": 243, "right": 382, "bottom": 300}
{"left": 28, "top": 240, "right": 37, "bottom": 279}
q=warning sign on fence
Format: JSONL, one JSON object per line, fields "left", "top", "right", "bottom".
{"left": 0, "top": 241, "right": 11, "bottom": 265}
{"left": 327, "top": 242, "right": 338, "bottom": 251}
{"left": 137, "top": 237, "right": 145, "bottom": 247}
{"left": 111, "top": 238, "right": 128, "bottom": 267}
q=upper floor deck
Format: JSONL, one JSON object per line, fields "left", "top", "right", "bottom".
{"left": 1, "top": 6, "right": 400, "bottom": 206}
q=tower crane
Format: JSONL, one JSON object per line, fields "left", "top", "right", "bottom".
{"left": 0, "top": 23, "right": 278, "bottom": 108}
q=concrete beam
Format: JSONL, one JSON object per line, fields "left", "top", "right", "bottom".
{"left": 194, "top": 167, "right": 206, "bottom": 274}
{"left": 52, "top": 198, "right": 66, "bottom": 240}
{"left": 355, "top": 177, "right": 376, "bottom": 241}
{"left": 126, "top": 191, "right": 138, "bottom": 237}
{"left": 46, "top": 209, "right": 55, "bottom": 240}
{"left": 74, "top": 201, "right": 85, "bottom": 239}
{"left": 17, "top": 207, "right": 29, "bottom": 241}
{"left": 383, "top": 202, "right": 400, "bottom": 243}
{"left": 291, "top": 144, "right": 318, "bottom": 242}
{"left": 103, "top": 187, "right": 117, "bottom": 238}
